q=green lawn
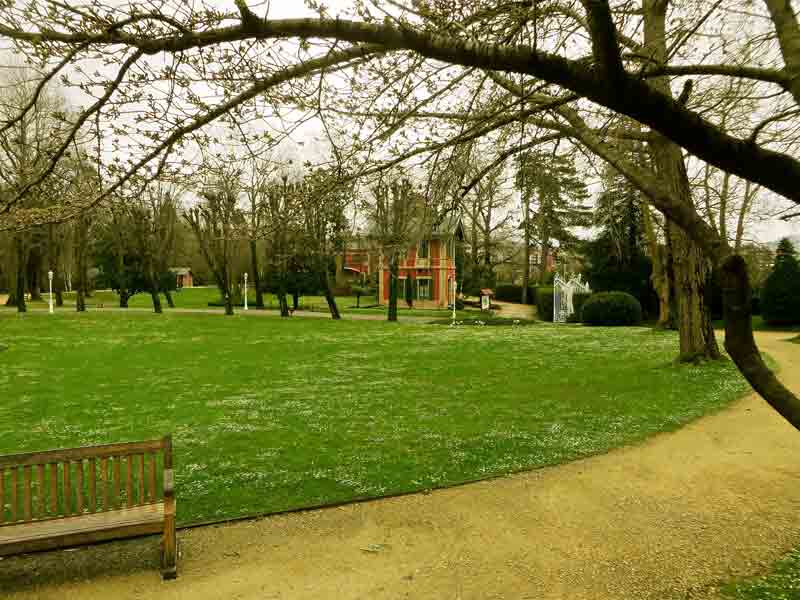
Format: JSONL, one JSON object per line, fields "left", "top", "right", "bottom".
{"left": 12, "top": 286, "right": 475, "bottom": 319}
{"left": 0, "top": 312, "right": 750, "bottom": 525}
{"left": 720, "top": 547, "right": 800, "bottom": 599}
{"left": 713, "top": 315, "right": 800, "bottom": 333}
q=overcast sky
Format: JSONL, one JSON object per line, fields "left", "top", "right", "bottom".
{"left": 1, "top": 0, "right": 798, "bottom": 243}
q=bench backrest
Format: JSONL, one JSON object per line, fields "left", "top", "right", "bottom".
{"left": 0, "top": 436, "right": 173, "bottom": 525}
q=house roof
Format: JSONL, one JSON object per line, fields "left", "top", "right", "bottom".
{"left": 431, "top": 212, "right": 464, "bottom": 239}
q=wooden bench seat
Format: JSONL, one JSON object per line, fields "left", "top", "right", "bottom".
{"left": 0, "top": 436, "right": 177, "bottom": 579}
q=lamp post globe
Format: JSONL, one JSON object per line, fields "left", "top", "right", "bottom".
{"left": 47, "top": 270, "right": 54, "bottom": 314}
{"left": 243, "top": 272, "right": 248, "bottom": 311}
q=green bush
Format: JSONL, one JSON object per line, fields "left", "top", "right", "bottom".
{"left": 761, "top": 239, "right": 800, "bottom": 325}
{"left": 537, "top": 287, "right": 555, "bottom": 322}
{"left": 572, "top": 292, "right": 591, "bottom": 320}
{"left": 455, "top": 298, "right": 465, "bottom": 310}
{"left": 494, "top": 284, "right": 537, "bottom": 304}
{"left": 582, "top": 291, "right": 642, "bottom": 326}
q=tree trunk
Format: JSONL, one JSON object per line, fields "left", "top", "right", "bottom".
{"left": 164, "top": 289, "right": 175, "bottom": 308}
{"left": 320, "top": 266, "right": 341, "bottom": 320}
{"left": 651, "top": 137, "right": 720, "bottom": 362}
{"left": 250, "top": 240, "right": 264, "bottom": 309}
{"left": 539, "top": 243, "right": 550, "bottom": 282}
{"left": 387, "top": 253, "right": 399, "bottom": 321}
{"left": 75, "top": 217, "right": 88, "bottom": 313}
{"left": 278, "top": 291, "right": 290, "bottom": 317}
{"left": 28, "top": 250, "right": 43, "bottom": 302}
{"left": 223, "top": 293, "right": 234, "bottom": 316}
{"left": 150, "top": 288, "right": 163, "bottom": 314}
{"left": 521, "top": 187, "right": 531, "bottom": 303}
{"left": 55, "top": 288, "right": 63, "bottom": 307}
{"left": 722, "top": 255, "right": 800, "bottom": 429}
{"left": 641, "top": 204, "right": 672, "bottom": 328}
{"left": 291, "top": 290, "right": 299, "bottom": 311}
{"left": 537, "top": 196, "right": 552, "bottom": 282}
{"left": 149, "top": 268, "right": 163, "bottom": 314}
{"left": 644, "top": 2, "right": 719, "bottom": 362}
{"left": 119, "top": 291, "right": 130, "bottom": 308}
{"left": 14, "top": 236, "right": 27, "bottom": 314}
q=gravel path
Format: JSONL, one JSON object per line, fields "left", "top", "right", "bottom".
{"left": 492, "top": 300, "right": 537, "bottom": 320}
{"left": 3, "top": 331, "right": 799, "bottom": 600}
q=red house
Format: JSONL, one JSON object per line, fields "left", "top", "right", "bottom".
{"left": 341, "top": 216, "right": 464, "bottom": 308}
{"left": 170, "top": 267, "right": 193, "bottom": 288}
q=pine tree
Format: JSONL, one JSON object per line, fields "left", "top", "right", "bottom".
{"left": 761, "top": 238, "right": 800, "bottom": 325}
{"left": 515, "top": 151, "right": 592, "bottom": 283}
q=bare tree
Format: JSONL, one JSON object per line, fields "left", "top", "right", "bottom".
{"left": 369, "top": 178, "right": 425, "bottom": 322}
{"left": 1, "top": 1, "right": 800, "bottom": 426}
{"left": 185, "top": 167, "right": 242, "bottom": 316}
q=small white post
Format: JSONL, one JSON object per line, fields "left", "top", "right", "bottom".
{"left": 47, "top": 270, "right": 54, "bottom": 314}
{"left": 451, "top": 277, "right": 456, "bottom": 322}
{"left": 243, "top": 272, "right": 248, "bottom": 311}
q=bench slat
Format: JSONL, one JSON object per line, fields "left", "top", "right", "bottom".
{"left": 113, "top": 458, "right": 121, "bottom": 509}
{"left": 36, "top": 464, "right": 45, "bottom": 518}
{"left": 0, "top": 439, "right": 168, "bottom": 469}
{"left": 75, "top": 461, "right": 84, "bottom": 514}
{"left": 49, "top": 463, "right": 57, "bottom": 515}
{"left": 137, "top": 454, "right": 145, "bottom": 505}
{"left": 0, "top": 503, "right": 166, "bottom": 555}
{"left": 23, "top": 466, "right": 32, "bottom": 521}
{"left": 63, "top": 463, "right": 72, "bottom": 516}
{"left": 0, "top": 468, "right": 5, "bottom": 523}
{"left": 148, "top": 453, "right": 156, "bottom": 503}
{"left": 126, "top": 456, "right": 133, "bottom": 508}
{"left": 10, "top": 468, "right": 17, "bottom": 522}
{"left": 100, "top": 457, "right": 108, "bottom": 511}
{"left": 88, "top": 459, "right": 97, "bottom": 513}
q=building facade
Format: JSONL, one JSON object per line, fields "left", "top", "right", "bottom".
{"left": 340, "top": 217, "right": 463, "bottom": 308}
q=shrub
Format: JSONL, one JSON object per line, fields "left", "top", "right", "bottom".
{"left": 582, "top": 291, "right": 642, "bottom": 326}
{"left": 494, "top": 284, "right": 537, "bottom": 304}
{"left": 455, "top": 298, "right": 465, "bottom": 310}
{"left": 537, "top": 287, "right": 555, "bottom": 322}
{"left": 761, "top": 238, "right": 800, "bottom": 325}
{"left": 572, "top": 292, "right": 591, "bottom": 321}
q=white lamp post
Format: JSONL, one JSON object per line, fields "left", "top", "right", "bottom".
{"left": 451, "top": 276, "right": 456, "bottom": 322}
{"left": 47, "top": 270, "right": 54, "bottom": 314}
{"left": 243, "top": 272, "right": 248, "bottom": 311}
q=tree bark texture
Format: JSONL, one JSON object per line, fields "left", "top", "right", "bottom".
{"left": 388, "top": 252, "right": 399, "bottom": 322}
{"left": 14, "top": 235, "right": 27, "bottom": 313}
{"left": 250, "top": 240, "right": 264, "bottom": 309}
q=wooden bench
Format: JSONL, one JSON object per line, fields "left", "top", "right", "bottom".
{"left": 0, "top": 436, "right": 177, "bottom": 579}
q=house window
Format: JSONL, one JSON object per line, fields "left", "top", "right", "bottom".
{"left": 418, "top": 279, "right": 431, "bottom": 300}
{"left": 418, "top": 240, "right": 429, "bottom": 259}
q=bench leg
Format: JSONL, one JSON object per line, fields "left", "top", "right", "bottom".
{"left": 161, "top": 514, "right": 177, "bottom": 580}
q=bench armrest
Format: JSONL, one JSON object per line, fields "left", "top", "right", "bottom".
{"left": 163, "top": 468, "right": 175, "bottom": 499}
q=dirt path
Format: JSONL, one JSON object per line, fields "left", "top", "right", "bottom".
{"left": 493, "top": 300, "right": 537, "bottom": 320}
{"left": 3, "top": 332, "right": 800, "bottom": 600}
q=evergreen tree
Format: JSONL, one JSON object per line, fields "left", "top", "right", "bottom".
{"left": 761, "top": 238, "right": 800, "bottom": 325}
{"left": 515, "top": 150, "right": 592, "bottom": 283}
{"left": 583, "top": 171, "right": 657, "bottom": 317}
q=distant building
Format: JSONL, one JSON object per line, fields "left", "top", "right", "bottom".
{"left": 338, "top": 216, "right": 464, "bottom": 308}
{"left": 169, "top": 267, "right": 193, "bottom": 288}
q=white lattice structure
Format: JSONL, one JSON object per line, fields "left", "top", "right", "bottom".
{"left": 553, "top": 274, "right": 591, "bottom": 322}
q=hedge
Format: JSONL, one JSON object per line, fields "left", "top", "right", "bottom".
{"left": 537, "top": 287, "right": 555, "bottom": 321}
{"left": 581, "top": 291, "right": 642, "bottom": 326}
{"left": 572, "top": 292, "right": 591, "bottom": 320}
{"left": 494, "top": 284, "right": 538, "bottom": 304}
